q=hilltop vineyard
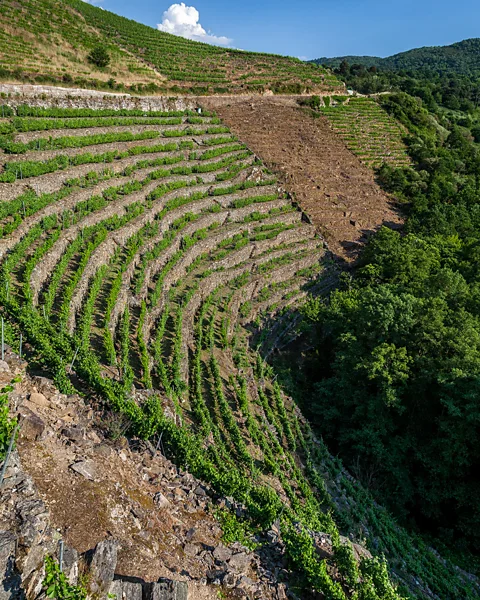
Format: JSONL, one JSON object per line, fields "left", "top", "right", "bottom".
{"left": 0, "top": 0, "right": 162, "bottom": 91}
{"left": 68, "top": 0, "right": 342, "bottom": 95}
{"left": 0, "top": 0, "right": 344, "bottom": 95}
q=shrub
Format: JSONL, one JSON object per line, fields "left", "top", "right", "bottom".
{"left": 87, "top": 46, "right": 110, "bottom": 68}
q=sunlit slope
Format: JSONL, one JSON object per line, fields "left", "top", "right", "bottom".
{"left": 0, "top": 0, "right": 163, "bottom": 91}
{"left": 320, "top": 97, "right": 410, "bottom": 168}
{"left": 0, "top": 103, "right": 478, "bottom": 599}
{"left": 68, "top": 0, "right": 343, "bottom": 94}
{"left": 0, "top": 0, "right": 343, "bottom": 95}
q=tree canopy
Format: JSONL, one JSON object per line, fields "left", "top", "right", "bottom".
{"left": 282, "top": 90, "right": 480, "bottom": 554}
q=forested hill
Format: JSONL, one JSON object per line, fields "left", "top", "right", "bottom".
{"left": 313, "top": 38, "right": 480, "bottom": 75}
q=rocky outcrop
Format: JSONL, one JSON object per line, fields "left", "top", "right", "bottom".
{"left": 0, "top": 348, "right": 291, "bottom": 599}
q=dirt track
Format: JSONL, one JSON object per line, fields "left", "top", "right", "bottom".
{"left": 203, "top": 97, "right": 402, "bottom": 260}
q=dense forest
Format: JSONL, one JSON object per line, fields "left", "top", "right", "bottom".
{"left": 278, "top": 66, "right": 480, "bottom": 561}
{"left": 314, "top": 38, "right": 480, "bottom": 76}
{"left": 312, "top": 38, "right": 480, "bottom": 111}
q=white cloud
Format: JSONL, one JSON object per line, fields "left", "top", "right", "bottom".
{"left": 157, "top": 3, "right": 232, "bottom": 46}
{"left": 82, "top": 0, "right": 104, "bottom": 5}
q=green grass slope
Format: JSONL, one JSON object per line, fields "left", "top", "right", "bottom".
{"left": 0, "top": 0, "right": 163, "bottom": 92}
{"left": 0, "top": 0, "right": 342, "bottom": 95}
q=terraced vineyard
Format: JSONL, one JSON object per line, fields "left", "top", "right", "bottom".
{"left": 0, "top": 0, "right": 343, "bottom": 95}
{"left": 0, "top": 0, "right": 162, "bottom": 92}
{"left": 1, "top": 104, "right": 477, "bottom": 600}
{"left": 68, "top": 0, "right": 342, "bottom": 95}
{"left": 320, "top": 97, "right": 411, "bottom": 168}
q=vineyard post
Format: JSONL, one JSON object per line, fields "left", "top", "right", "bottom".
{"left": 70, "top": 347, "right": 79, "bottom": 371}
{"left": 155, "top": 432, "right": 164, "bottom": 457}
{"left": 1, "top": 317, "right": 4, "bottom": 361}
{"left": 0, "top": 423, "right": 20, "bottom": 487}
{"left": 58, "top": 540, "right": 64, "bottom": 572}
{"left": 19, "top": 334, "right": 22, "bottom": 358}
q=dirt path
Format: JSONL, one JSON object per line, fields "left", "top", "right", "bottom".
{"left": 203, "top": 97, "right": 402, "bottom": 260}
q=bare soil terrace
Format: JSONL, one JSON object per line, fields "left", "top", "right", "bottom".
{"left": 204, "top": 97, "right": 402, "bottom": 261}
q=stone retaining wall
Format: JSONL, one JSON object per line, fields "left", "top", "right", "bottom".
{"left": 0, "top": 84, "right": 198, "bottom": 112}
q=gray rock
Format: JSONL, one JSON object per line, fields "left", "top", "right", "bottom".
{"left": 18, "top": 408, "right": 45, "bottom": 442}
{"left": 194, "top": 485, "right": 207, "bottom": 497}
{"left": 223, "top": 572, "right": 236, "bottom": 588}
{"left": 153, "top": 492, "right": 170, "bottom": 509}
{"left": 62, "top": 426, "right": 85, "bottom": 443}
{"left": 228, "top": 552, "right": 251, "bottom": 573}
{"left": 88, "top": 539, "right": 118, "bottom": 594}
{"left": 199, "top": 550, "right": 214, "bottom": 568}
{"left": 213, "top": 545, "right": 232, "bottom": 563}
{"left": 69, "top": 460, "right": 96, "bottom": 481}
{"left": 206, "top": 569, "right": 226, "bottom": 584}
{"left": 62, "top": 546, "right": 79, "bottom": 586}
{"left": 0, "top": 531, "right": 23, "bottom": 600}
{"left": 0, "top": 360, "right": 10, "bottom": 373}
{"left": 19, "top": 540, "right": 48, "bottom": 582}
{"left": 145, "top": 579, "right": 188, "bottom": 600}
{"left": 235, "top": 576, "right": 257, "bottom": 597}
{"left": 183, "top": 543, "right": 200, "bottom": 557}
{"left": 110, "top": 579, "right": 143, "bottom": 600}
{"left": 16, "top": 499, "right": 49, "bottom": 547}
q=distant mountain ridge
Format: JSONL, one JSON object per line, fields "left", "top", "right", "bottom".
{"left": 313, "top": 38, "right": 480, "bottom": 75}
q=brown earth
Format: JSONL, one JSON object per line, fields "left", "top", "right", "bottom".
{"left": 203, "top": 97, "right": 403, "bottom": 261}
{"left": 0, "top": 351, "right": 282, "bottom": 600}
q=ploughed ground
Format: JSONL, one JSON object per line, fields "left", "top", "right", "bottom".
{"left": 203, "top": 96, "right": 402, "bottom": 261}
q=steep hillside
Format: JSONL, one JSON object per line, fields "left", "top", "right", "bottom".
{"left": 68, "top": 0, "right": 342, "bottom": 94}
{"left": 203, "top": 96, "right": 403, "bottom": 259}
{"left": 0, "top": 0, "right": 163, "bottom": 91}
{"left": 317, "top": 97, "right": 411, "bottom": 169}
{"left": 0, "top": 94, "right": 479, "bottom": 599}
{"left": 0, "top": 0, "right": 342, "bottom": 95}
{"left": 313, "top": 37, "right": 480, "bottom": 76}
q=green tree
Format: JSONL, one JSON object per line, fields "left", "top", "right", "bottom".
{"left": 339, "top": 59, "right": 350, "bottom": 75}
{"left": 87, "top": 46, "right": 110, "bottom": 68}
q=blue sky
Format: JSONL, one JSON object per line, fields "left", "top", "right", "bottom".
{"left": 92, "top": 0, "right": 480, "bottom": 59}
